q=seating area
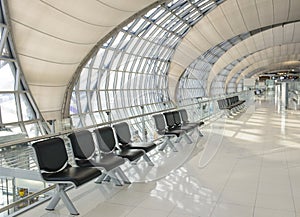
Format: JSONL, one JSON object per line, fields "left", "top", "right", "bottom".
{"left": 153, "top": 109, "right": 204, "bottom": 152}
{"left": 217, "top": 95, "right": 246, "bottom": 117}
{"left": 32, "top": 138, "right": 102, "bottom": 215}
{"left": 31, "top": 115, "right": 204, "bottom": 215}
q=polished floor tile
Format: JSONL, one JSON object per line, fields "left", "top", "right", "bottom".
{"left": 18, "top": 96, "right": 300, "bottom": 217}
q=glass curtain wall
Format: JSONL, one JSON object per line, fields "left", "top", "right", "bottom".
{"left": 177, "top": 33, "right": 250, "bottom": 104}
{"left": 70, "top": 0, "right": 223, "bottom": 129}
{"left": 0, "top": 1, "right": 48, "bottom": 140}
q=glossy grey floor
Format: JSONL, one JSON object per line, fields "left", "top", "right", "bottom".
{"left": 20, "top": 97, "right": 300, "bottom": 217}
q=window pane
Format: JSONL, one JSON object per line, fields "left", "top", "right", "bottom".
{"left": 20, "top": 93, "right": 36, "bottom": 121}
{"left": 0, "top": 93, "right": 18, "bottom": 123}
{"left": 0, "top": 62, "right": 14, "bottom": 91}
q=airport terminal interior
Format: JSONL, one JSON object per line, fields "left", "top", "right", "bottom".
{"left": 0, "top": 0, "right": 300, "bottom": 216}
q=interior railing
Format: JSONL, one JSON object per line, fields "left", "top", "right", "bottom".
{"left": 0, "top": 91, "right": 252, "bottom": 216}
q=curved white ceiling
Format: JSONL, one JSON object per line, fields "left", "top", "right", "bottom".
{"left": 235, "top": 54, "right": 300, "bottom": 85}
{"left": 225, "top": 41, "right": 300, "bottom": 86}
{"left": 7, "top": 0, "right": 158, "bottom": 120}
{"left": 169, "top": 0, "right": 300, "bottom": 99}
{"left": 206, "top": 22, "right": 300, "bottom": 91}
{"left": 6, "top": 0, "right": 300, "bottom": 120}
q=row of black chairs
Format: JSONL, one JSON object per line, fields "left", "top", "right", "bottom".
{"left": 31, "top": 109, "right": 204, "bottom": 215}
{"left": 217, "top": 96, "right": 246, "bottom": 117}
{"left": 153, "top": 109, "right": 204, "bottom": 152}
{"left": 31, "top": 122, "right": 157, "bottom": 215}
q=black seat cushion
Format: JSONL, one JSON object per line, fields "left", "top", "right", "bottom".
{"left": 76, "top": 154, "right": 125, "bottom": 171}
{"left": 117, "top": 149, "right": 145, "bottom": 161}
{"left": 185, "top": 121, "right": 204, "bottom": 127}
{"left": 42, "top": 165, "right": 101, "bottom": 187}
{"left": 180, "top": 125, "right": 195, "bottom": 131}
{"left": 127, "top": 141, "right": 157, "bottom": 153}
{"left": 167, "top": 129, "right": 185, "bottom": 137}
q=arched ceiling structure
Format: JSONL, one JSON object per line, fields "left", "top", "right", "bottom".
{"left": 6, "top": 0, "right": 162, "bottom": 120}
{"left": 208, "top": 22, "right": 300, "bottom": 92}
{"left": 5, "top": 0, "right": 300, "bottom": 121}
{"left": 226, "top": 43, "right": 300, "bottom": 89}
{"left": 171, "top": 0, "right": 300, "bottom": 98}
{"left": 236, "top": 56, "right": 300, "bottom": 83}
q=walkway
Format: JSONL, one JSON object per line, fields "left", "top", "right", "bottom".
{"left": 20, "top": 96, "right": 300, "bottom": 217}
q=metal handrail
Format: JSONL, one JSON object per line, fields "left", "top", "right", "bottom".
{"left": 0, "top": 107, "right": 176, "bottom": 149}
{"left": 0, "top": 185, "right": 55, "bottom": 214}
{"left": 0, "top": 90, "right": 252, "bottom": 216}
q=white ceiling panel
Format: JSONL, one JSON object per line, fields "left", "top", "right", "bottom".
{"left": 266, "top": 49, "right": 273, "bottom": 58}
{"left": 272, "top": 27, "right": 284, "bottom": 45}
{"left": 287, "top": 44, "right": 296, "bottom": 54}
{"left": 8, "top": 0, "right": 109, "bottom": 44}
{"left": 217, "top": 52, "right": 231, "bottom": 66}
{"left": 43, "top": 0, "right": 133, "bottom": 26}
{"left": 281, "top": 44, "right": 288, "bottom": 56}
{"left": 207, "top": 7, "right": 234, "bottom": 40}
{"left": 12, "top": 22, "right": 91, "bottom": 64}
{"left": 220, "top": 1, "right": 248, "bottom": 35}
{"left": 29, "top": 85, "right": 66, "bottom": 119}
{"left": 262, "top": 29, "right": 274, "bottom": 47}
{"left": 237, "top": 0, "right": 260, "bottom": 30}
{"left": 194, "top": 17, "right": 223, "bottom": 45}
{"left": 19, "top": 56, "right": 77, "bottom": 85}
{"left": 289, "top": 0, "right": 300, "bottom": 21}
{"left": 244, "top": 38, "right": 257, "bottom": 54}
{"left": 228, "top": 48, "right": 242, "bottom": 61}
{"left": 99, "top": 0, "right": 153, "bottom": 12}
{"left": 273, "top": 0, "right": 289, "bottom": 23}
{"left": 172, "top": 40, "right": 201, "bottom": 69}
{"left": 169, "top": 63, "right": 185, "bottom": 77}
{"left": 234, "top": 42, "right": 249, "bottom": 56}
{"left": 283, "top": 23, "right": 295, "bottom": 43}
{"left": 272, "top": 46, "right": 281, "bottom": 56}
{"left": 293, "top": 23, "right": 300, "bottom": 42}
{"left": 185, "top": 29, "right": 213, "bottom": 52}
{"left": 252, "top": 33, "right": 265, "bottom": 50}
{"left": 256, "top": 0, "right": 274, "bottom": 27}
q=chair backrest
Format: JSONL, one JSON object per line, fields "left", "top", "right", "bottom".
{"left": 172, "top": 111, "right": 182, "bottom": 126}
{"left": 153, "top": 114, "right": 166, "bottom": 133}
{"left": 217, "top": 100, "right": 224, "bottom": 109}
{"left": 32, "top": 137, "right": 68, "bottom": 173}
{"left": 94, "top": 126, "right": 116, "bottom": 153}
{"left": 68, "top": 130, "right": 95, "bottom": 160}
{"left": 179, "top": 109, "right": 189, "bottom": 124}
{"left": 113, "top": 122, "right": 131, "bottom": 145}
{"left": 163, "top": 112, "right": 176, "bottom": 129}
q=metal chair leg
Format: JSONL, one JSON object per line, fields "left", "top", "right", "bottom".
{"left": 143, "top": 154, "right": 154, "bottom": 166}
{"left": 159, "top": 137, "right": 178, "bottom": 152}
{"left": 115, "top": 167, "right": 131, "bottom": 184}
{"left": 47, "top": 184, "right": 79, "bottom": 215}
{"left": 196, "top": 128, "right": 203, "bottom": 137}
{"left": 183, "top": 133, "right": 193, "bottom": 144}
{"left": 94, "top": 173, "right": 107, "bottom": 184}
